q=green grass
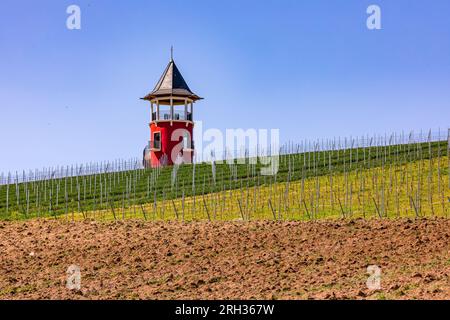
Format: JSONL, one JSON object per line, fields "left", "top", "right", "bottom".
{"left": 0, "top": 140, "right": 448, "bottom": 220}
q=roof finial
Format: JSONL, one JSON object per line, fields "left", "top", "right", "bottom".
{"left": 170, "top": 46, "right": 173, "bottom": 61}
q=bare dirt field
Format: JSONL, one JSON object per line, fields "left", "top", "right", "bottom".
{"left": 0, "top": 218, "right": 449, "bottom": 300}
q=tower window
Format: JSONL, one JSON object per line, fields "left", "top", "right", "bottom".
{"left": 153, "top": 132, "right": 161, "bottom": 150}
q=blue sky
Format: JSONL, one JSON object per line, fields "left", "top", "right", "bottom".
{"left": 0, "top": 0, "right": 449, "bottom": 173}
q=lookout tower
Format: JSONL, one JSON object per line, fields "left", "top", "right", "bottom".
{"left": 141, "top": 52, "right": 202, "bottom": 168}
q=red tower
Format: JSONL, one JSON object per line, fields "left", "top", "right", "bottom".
{"left": 141, "top": 55, "right": 202, "bottom": 167}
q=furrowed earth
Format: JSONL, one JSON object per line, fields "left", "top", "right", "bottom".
{"left": 0, "top": 218, "right": 449, "bottom": 300}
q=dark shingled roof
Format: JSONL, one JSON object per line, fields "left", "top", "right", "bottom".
{"left": 141, "top": 59, "right": 202, "bottom": 101}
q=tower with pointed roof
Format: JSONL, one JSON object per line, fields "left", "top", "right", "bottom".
{"left": 141, "top": 52, "right": 202, "bottom": 167}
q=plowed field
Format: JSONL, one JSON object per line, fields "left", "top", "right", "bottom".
{"left": 0, "top": 218, "right": 449, "bottom": 299}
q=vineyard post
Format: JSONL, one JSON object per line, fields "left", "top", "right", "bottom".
{"left": 437, "top": 128, "right": 443, "bottom": 216}
{"left": 110, "top": 200, "right": 117, "bottom": 221}
{"left": 343, "top": 139, "right": 347, "bottom": 213}
{"left": 330, "top": 142, "right": 334, "bottom": 212}
{"left": 100, "top": 181, "right": 103, "bottom": 210}
{"left": 372, "top": 196, "right": 382, "bottom": 219}
{"left": 406, "top": 132, "right": 411, "bottom": 213}
{"left": 361, "top": 164, "right": 366, "bottom": 219}
{"left": 49, "top": 182, "right": 53, "bottom": 218}
{"left": 172, "top": 199, "right": 179, "bottom": 220}
{"left": 381, "top": 138, "right": 386, "bottom": 217}
{"left": 428, "top": 130, "right": 434, "bottom": 216}
{"left": 221, "top": 183, "right": 225, "bottom": 220}
{"left": 162, "top": 188, "right": 166, "bottom": 220}
{"left": 122, "top": 191, "right": 125, "bottom": 220}
{"left": 419, "top": 134, "right": 424, "bottom": 215}
{"left": 36, "top": 184, "right": 40, "bottom": 218}
{"left": 337, "top": 198, "right": 345, "bottom": 219}
{"left": 284, "top": 172, "right": 290, "bottom": 220}
{"left": 65, "top": 185, "right": 68, "bottom": 221}
{"left": 89, "top": 168, "right": 92, "bottom": 194}
{"left": 253, "top": 176, "right": 257, "bottom": 220}
{"left": 71, "top": 198, "right": 75, "bottom": 222}
{"left": 133, "top": 170, "right": 137, "bottom": 218}
{"left": 192, "top": 162, "right": 196, "bottom": 220}
{"left": 15, "top": 172, "right": 19, "bottom": 210}
{"left": 6, "top": 173, "right": 9, "bottom": 217}
{"left": 350, "top": 138, "right": 353, "bottom": 170}
{"left": 182, "top": 189, "right": 185, "bottom": 223}
{"left": 388, "top": 134, "right": 393, "bottom": 202}
{"left": 140, "top": 204, "right": 147, "bottom": 221}
{"left": 317, "top": 142, "right": 321, "bottom": 217}
{"left": 349, "top": 179, "right": 353, "bottom": 218}
{"left": 395, "top": 161, "right": 400, "bottom": 218}
{"left": 278, "top": 184, "right": 282, "bottom": 221}
{"left": 237, "top": 199, "right": 245, "bottom": 220}
{"left": 268, "top": 199, "right": 276, "bottom": 220}
{"left": 26, "top": 189, "right": 29, "bottom": 217}
{"left": 153, "top": 190, "right": 157, "bottom": 221}
{"left": 448, "top": 128, "right": 450, "bottom": 190}
{"left": 203, "top": 195, "right": 211, "bottom": 221}
{"left": 56, "top": 180, "right": 59, "bottom": 208}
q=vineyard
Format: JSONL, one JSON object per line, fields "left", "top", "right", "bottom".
{"left": 1, "top": 131, "right": 449, "bottom": 221}
{"left": 1, "top": 130, "right": 450, "bottom": 300}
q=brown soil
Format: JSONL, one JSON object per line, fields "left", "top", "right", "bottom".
{"left": 0, "top": 218, "right": 449, "bottom": 300}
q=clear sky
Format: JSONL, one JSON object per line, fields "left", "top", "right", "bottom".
{"left": 0, "top": 0, "right": 449, "bottom": 173}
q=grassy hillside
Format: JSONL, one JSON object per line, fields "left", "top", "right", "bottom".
{"left": 69, "top": 156, "right": 449, "bottom": 221}
{"left": 0, "top": 140, "right": 448, "bottom": 220}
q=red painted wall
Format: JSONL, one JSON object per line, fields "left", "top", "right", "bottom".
{"left": 148, "top": 121, "right": 193, "bottom": 167}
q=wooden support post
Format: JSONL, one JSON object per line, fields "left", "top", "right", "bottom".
{"left": 150, "top": 102, "right": 154, "bottom": 122}
{"left": 156, "top": 100, "right": 160, "bottom": 120}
